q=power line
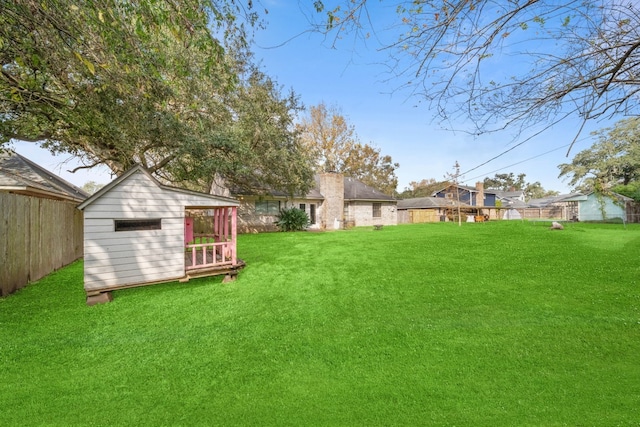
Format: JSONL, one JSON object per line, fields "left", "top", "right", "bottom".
{"left": 458, "top": 112, "right": 586, "bottom": 178}
{"left": 459, "top": 123, "right": 594, "bottom": 184}
{"left": 463, "top": 142, "right": 572, "bottom": 183}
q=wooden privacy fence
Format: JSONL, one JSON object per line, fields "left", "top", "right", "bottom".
{"left": 0, "top": 193, "right": 83, "bottom": 296}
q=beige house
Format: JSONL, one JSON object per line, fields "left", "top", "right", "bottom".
{"left": 233, "top": 173, "right": 397, "bottom": 232}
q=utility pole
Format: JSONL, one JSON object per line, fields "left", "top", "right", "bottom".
{"left": 445, "top": 161, "right": 462, "bottom": 226}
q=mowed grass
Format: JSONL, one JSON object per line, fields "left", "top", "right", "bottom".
{"left": 1, "top": 221, "right": 639, "bottom": 426}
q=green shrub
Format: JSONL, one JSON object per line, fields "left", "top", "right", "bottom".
{"left": 275, "top": 207, "right": 310, "bottom": 231}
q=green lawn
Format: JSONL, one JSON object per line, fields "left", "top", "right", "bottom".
{"left": 1, "top": 221, "right": 639, "bottom": 426}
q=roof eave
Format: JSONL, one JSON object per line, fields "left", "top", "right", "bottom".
{"left": 1, "top": 185, "right": 85, "bottom": 203}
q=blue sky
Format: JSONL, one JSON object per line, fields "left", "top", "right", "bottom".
{"left": 10, "top": 1, "right": 615, "bottom": 193}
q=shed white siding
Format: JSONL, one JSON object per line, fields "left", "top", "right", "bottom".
{"left": 82, "top": 169, "right": 238, "bottom": 292}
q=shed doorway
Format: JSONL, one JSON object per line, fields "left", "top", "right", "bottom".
{"left": 184, "top": 206, "right": 239, "bottom": 273}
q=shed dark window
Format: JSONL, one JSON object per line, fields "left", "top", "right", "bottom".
{"left": 114, "top": 219, "right": 162, "bottom": 232}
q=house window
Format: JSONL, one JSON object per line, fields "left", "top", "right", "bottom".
{"left": 299, "top": 203, "right": 306, "bottom": 211}
{"left": 114, "top": 219, "right": 162, "bottom": 232}
{"left": 255, "top": 200, "right": 280, "bottom": 215}
{"left": 373, "top": 203, "right": 382, "bottom": 218}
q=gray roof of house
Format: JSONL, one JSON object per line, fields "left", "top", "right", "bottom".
{"left": 493, "top": 189, "right": 525, "bottom": 199}
{"left": 242, "top": 186, "right": 324, "bottom": 199}
{"left": 0, "top": 151, "right": 90, "bottom": 202}
{"left": 235, "top": 174, "right": 394, "bottom": 202}
{"left": 499, "top": 199, "right": 529, "bottom": 209}
{"left": 343, "top": 177, "right": 395, "bottom": 201}
{"left": 527, "top": 193, "right": 586, "bottom": 207}
{"left": 583, "top": 191, "right": 633, "bottom": 202}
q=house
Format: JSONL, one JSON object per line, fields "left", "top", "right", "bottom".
{"left": 77, "top": 165, "right": 242, "bottom": 305}
{"left": 575, "top": 192, "right": 634, "bottom": 222}
{"left": 492, "top": 189, "right": 527, "bottom": 212}
{"left": 430, "top": 182, "right": 504, "bottom": 221}
{"left": 433, "top": 182, "right": 497, "bottom": 207}
{"left": 526, "top": 193, "right": 585, "bottom": 221}
{"left": 0, "top": 150, "right": 89, "bottom": 202}
{"left": 0, "top": 151, "right": 87, "bottom": 296}
{"left": 234, "top": 180, "right": 324, "bottom": 233}
{"left": 233, "top": 172, "right": 397, "bottom": 232}
{"left": 397, "top": 197, "right": 470, "bottom": 223}
{"left": 492, "top": 189, "right": 526, "bottom": 204}
{"left": 491, "top": 191, "right": 529, "bottom": 220}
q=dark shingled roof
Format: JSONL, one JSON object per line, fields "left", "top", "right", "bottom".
{"left": 234, "top": 174, "right": 395, "bottom": 201}
{"left": 0, "top": 151, "right": 90, "bottom": 202}
{"left": 343, "top": 177, "right": 395, "bottom": 201}
{"left": 527, "top": 193, "right": 585, "bottom": 208}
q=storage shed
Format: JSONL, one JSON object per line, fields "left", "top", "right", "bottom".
{"left": 78, "top": 165, "right": 242, "bottom": 305}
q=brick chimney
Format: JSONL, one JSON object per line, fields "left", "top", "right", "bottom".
{"left": 319, "top": 172, "right": 344, "bottom": 230}
{"left": 475, "top": 182, "right": 485, "bottom": 207}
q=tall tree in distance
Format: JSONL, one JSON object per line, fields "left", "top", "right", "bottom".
{"left": 342, "top": 142, "right": 398, "bottom": 196}
{"left": 484, "top": 173, "right": 528, "bottom": 192}
{"left": 558, "top": 117, "right": 640, "bottom": 193}
{"left": 313, "top": 1, "right": 640, "bottom": 150}
{"left": 298, "top": 103, "right": 357, "bottom": 173}
{"left": 299, "top": 102, "right": 399, "bottom": 195}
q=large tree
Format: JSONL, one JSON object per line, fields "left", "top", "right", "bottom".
{"left": 313, "top": 1, "right": 640, "bottom": 148}
{"left": 298, "top": 102, "right": 399, "bottom": 195}
{"left": 1, "top": 1, "right": 313, "bottom": 194}
{"left": 558, "top": 117, "right": 640, "bottom": 192}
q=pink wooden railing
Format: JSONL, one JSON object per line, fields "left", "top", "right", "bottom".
{"left": 185, "top": 240, "right": 236, "bottom": 271}
{"left": 185, "top": 206, "right": 237, "bottom": 271}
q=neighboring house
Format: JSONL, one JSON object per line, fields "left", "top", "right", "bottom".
{"left": 526, "top": 193, "right": 585, "bottom": 221}
{"left": 492, "top": 189, "right": 526, "bottom": 205}
{"left": 397, "top": 197, "right": 470, "bottom": 223}
{"left": 0, "top": 151, "right": 87, "bottom": 296}
{"left": 491, "top": 191, "right": 529, "bottom": 220}
{"left": 433, "top": 182, "right": 497, "bottom": 207}
{"left": 232, "top": 172, "right": 397, "bottom": 232}
{"left": 576, "top": 192, "right": 634, "bottom": 222}
{"left": 0, "top": 151, "right": 89, "bottom": 202}
{"left": 78, "top": 165, "right": 243, "bottom": 305}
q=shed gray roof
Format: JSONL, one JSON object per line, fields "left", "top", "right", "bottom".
{"left": 78, "top": 164, "right": 239, "bottom": 210}
{"left": 0, "top": 151, "right": 89, "bottom": 202}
